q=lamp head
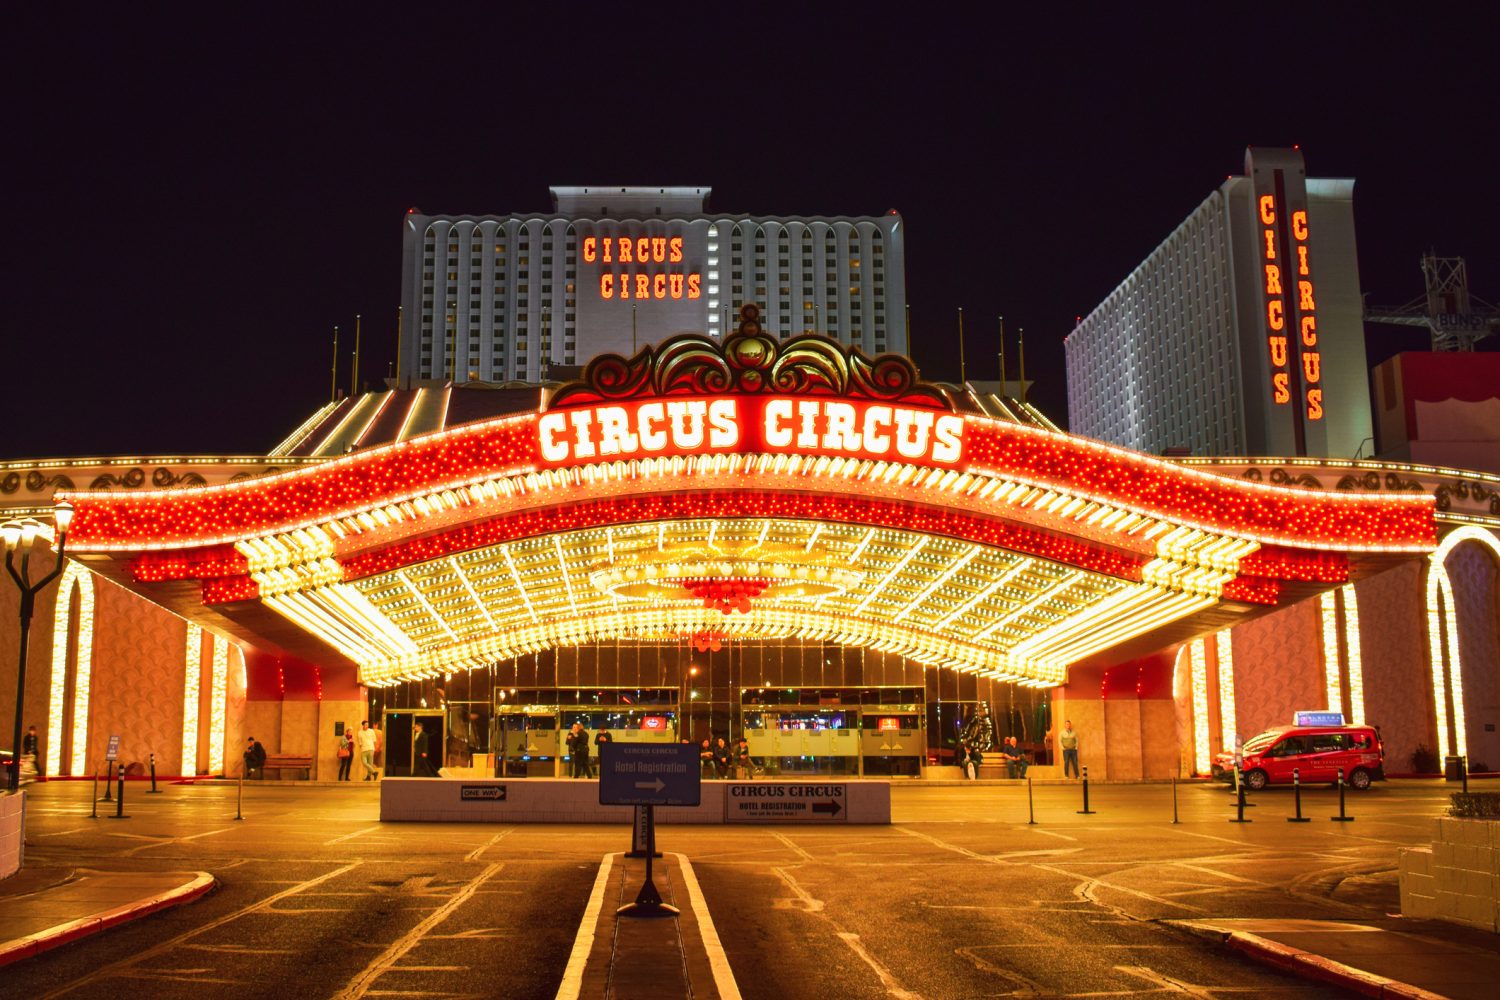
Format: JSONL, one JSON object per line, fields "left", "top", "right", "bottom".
{"left": 20, "top": 520, "right": 41, "bottom": 546}
{"left": 53, "top": 500, "right": 74, "bottom": 534}
{"left": 1, "top": 522, "right": 19, "bottom": 552}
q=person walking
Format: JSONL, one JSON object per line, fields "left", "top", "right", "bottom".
{"left": 566, "top": 722, "right": 591, "bottom": 778}
{"left": 358, "top": 719, "right": 380, "bottom": 780}
{"left": 1059, "top": 720, "right": 1080, "bottom": 779}
{"left": 413, "top": 719, "right": 438, "bottom": 777}
{"left": 22, "top": 724, "right": 41, "bottom": 780}
{"left": 336, "top": 726, "right": 354, "bottom": 780}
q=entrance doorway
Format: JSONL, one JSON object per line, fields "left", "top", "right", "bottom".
{"left": 382, "top": 710, "right": 446, "bottom": 777}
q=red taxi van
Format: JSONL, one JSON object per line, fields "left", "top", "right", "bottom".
{"left": 1212, "top": 724, "right": 1384, "bottom": 791}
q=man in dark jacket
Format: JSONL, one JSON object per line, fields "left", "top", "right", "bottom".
{"left": 413, "top": 720, "right": 438, "bottom": 777}
{"left": 243, "top": 737, "right": 266, "bottom": 777}
{"left": 566, "top": 723, "right": 591, "bottom": 778}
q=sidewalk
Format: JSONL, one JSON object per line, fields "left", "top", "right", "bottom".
{"left": 0, "top": 865, "right": 215, "bottom": 966}
{"left": 1173, "top": 917, "right": 1500, "bottom": 1000}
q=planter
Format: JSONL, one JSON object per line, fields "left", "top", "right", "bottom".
{"left": 1399, "top": 816, "right": 1500, "bottom": 932}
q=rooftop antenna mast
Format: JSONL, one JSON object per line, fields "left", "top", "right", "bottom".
{"left": 350, "top": 314, "right": 361, "bottom": 397}
{"left": 330, "top": 325, "right": 340, "bottom": 402}
{"left": 997, "top": 315, "right": 1007, "bottom": 391}
{"left": 957, "top": 307, "right": 967, "bottom": 385}
{"left": 1365, "top": 253, "right": 1498, "bottom": 351}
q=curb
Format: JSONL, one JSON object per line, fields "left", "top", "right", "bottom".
{"left": 1176, "top": 922, "right": 1447, "bottom": 1000}
{"left": 0, "top": 872, "right": 217, "bottom": 968}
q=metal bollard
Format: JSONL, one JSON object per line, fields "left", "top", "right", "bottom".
{"left": 1230, "top": 765, "right": 1251, "bottom": 823}
{"left": 235, "top": 769, "right": 244, "bottom": 821}
{"left": 108, "top": 767, "right": 129, "bottom": 819}
{"left": 89, "top": 768, "right": 99, "bottom": 819}
{"left": 1076, "top": 766, "right": 1096, "bottom": 814}
{"left": 102, "top": 760, "right": 113, "bottom": 802}
{"left": 1331, "top": 767, "right": 1354, "bottom": 822}
{"left": 1461, "top": 755, "right": 1469, "bottom": 795}
{"left": 148, "top": 753, "right": 161, "bottom": 793}
{"left": 1027, "top": 777, "right": 1036, "bottom": 825}
{"left": 1172, "top": 775, "right": 1179, "bottom": 824}
{"left": 1287, "top": 767, "right": 1310, "bottom": 822}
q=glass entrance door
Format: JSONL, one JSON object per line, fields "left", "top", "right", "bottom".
{"left": 742, "top": 707, "right": 861, "bottom": 776}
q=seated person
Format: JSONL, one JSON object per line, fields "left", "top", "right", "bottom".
{"left": 999, "top": 737, "right": 1028, "bottom": 779}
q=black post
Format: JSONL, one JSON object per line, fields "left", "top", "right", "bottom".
{"left": 89, "top": 767, "right": 98, "bottom": 819}
{"left": 626, "top": 805, "right": 661, "bottom": 858}
{"left": 1230, "top": 765, "right": 1251, "bottom": 823}
{"left": 1076, "top": 765, "right": 1095, "bottom": 814}
{"left": 1332, "top": 767, "right": 1354, "bottom": 822}
{"left": 1288, "top": 767, "right": 1310, "bottom": 822}
{"left": 102, "top": 760, "right": 113, "bottom": 801}
{"left": 108, "top": 766, "right": 128, "bottom": 819}
{"left": 1461, "top": 755, "right": 1469, "bottom": 795}
{"left": 235, "top": 768, "right": 243, "bottom": 821}
{"left": 618, "top": 804, "right": 678, "bottom": 918}
{"left": 1172, "top": 776, "right": 1179, "bottom": 825}
{"left": 1027, "top": 776, "right": 1036, "bottom": 825}
{"left": 148, "top": 753, "right": 161, "bottom": 793}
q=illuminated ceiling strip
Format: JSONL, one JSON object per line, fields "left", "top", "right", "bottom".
{"left": 182, "top": 624, "right": 202, "bottom": 775}
{"left": 975, "top": 570, "right": 1082, "bottom": 640}
{"left": 450, "top": 557, "right": 497, "bottom": 632}
{"left": 47, "top": 564, "right": 94, "bottom": 777}
{"left": 553, "top": 536, "right": 579, "bottom": 617}
{"left": 933, "top": 557, "right": 1034, "bottom": 629}
{"left": 1342, "top": 585, "right": 1364, "bottom": 726}
{"left": 755, "top": 521, "right": 772, "bottom": 549}
{"left": 897, "top": 544, "right": 981, "bottom": 618}
{"left": 848, "top": 527, "right": 877, "bottom": 563}
{"left": 852, "top": 537, "right": 928, "bottom": 615}
{"left": 1007, "top": 585, "right": 1157, "bottom": 659}
{"left": 1033, "top": 591, "right": 1215, "bottom": 666}
{"left": 607, "top": 527, "right": 615, "bottom": 564}
{"left": 269, "top": 399, "right": 342, "bottom": 457}
{"left": 1217, "top": 630, "right": 1237, "bottom": 750}
{"left": 396, "top": 387, "right": 426, "bottom": 443}
{"left": 354, "top": 604, "right": 1069, "bottom": 689}
{"left": 352, "top": 390, "right": 396, "bottom": 449}
{"left": 504, "top": 546, "right": 539, "bottom": 623}
{"left": 804, "top": 523, "right": 823, "bottom": 553}
{"left": 397, "top": 570, "right": 459, "bottom": 642}
{"left": 1320, "top": 591, "right": 1342, "bottom": 715}
{"left": 707, "top": 521, "right": 719, "bottom": 551}
{"left": 311, "top": 397, "right": 366, "bottom": 456}
{"left": 436, "top": 386, "right": 452, "bottom": 431}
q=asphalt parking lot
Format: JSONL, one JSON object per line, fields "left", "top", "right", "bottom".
{"left": 5, "top": 777, "right": 1457, "bottom": 998}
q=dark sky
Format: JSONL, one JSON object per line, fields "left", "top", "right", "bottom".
{"left": 5, "top": 6, "right": 1498, "bottom": 461}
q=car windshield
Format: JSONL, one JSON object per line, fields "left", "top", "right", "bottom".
{"left": 1241, "top": 731, "right": 1282, "bottom": 753}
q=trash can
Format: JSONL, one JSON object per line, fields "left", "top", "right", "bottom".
{"left": 1444, "top": 755, "right": 1467, "bottom": 781}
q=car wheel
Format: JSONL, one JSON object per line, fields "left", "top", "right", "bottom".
{"left": 1348, "top": 768, "right": 1372, "bottom": 791}
{"left": 1244, "top": 769, "right": 1269, "bottom": 791}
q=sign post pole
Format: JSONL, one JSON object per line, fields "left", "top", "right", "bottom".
{"left": 598, "top": 743, "right": 700, "bottom": 918}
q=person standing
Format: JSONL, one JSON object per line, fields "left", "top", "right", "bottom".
{"left": 1059, "top": 720, "right": 1080, "bottom": 779}
{"left": 358, "top": 719, "right": 380, "bottom": 780}
{"left": 336, "top": 726, "right": 354, "bottom": 781}
{"left": 22, "top": 724, "right": 41, "bottom": 779}
{"left": 413, "top": 719, "right": 438, "bottom": 777}
{"left": 566, "top": 722, "right": 591, "bottom": 778}
{"left": 593, "top": 729, "right": 612, "bottom": 779}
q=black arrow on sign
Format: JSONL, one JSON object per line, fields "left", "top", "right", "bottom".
{"left": 811, "top": 800, "right": 842, "bottom": 816}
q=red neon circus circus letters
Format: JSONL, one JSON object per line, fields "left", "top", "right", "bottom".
{"left": 536, "top": 397, "right": 966, "bottom": 468}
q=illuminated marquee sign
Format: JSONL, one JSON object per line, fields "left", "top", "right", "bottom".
{"left": 537, "top": 397, "right": 965, "bottom": 467}
{"left": 1250, "top": 147, "right": 1325, "bottom": 425}
{"left": 582, "top": 233, "right": 701, "bottom": 302}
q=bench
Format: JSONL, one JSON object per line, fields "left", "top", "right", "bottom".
{"left": 251, "top": 754, "right": 313, "bottom": 779}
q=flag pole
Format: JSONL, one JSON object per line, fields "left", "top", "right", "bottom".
{"left": 958, "top": 307, "right": 967, "bottom": 386}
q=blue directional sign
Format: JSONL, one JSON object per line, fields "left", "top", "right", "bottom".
{"left": 598, "top": 743, "right": 701, "bottom": 807}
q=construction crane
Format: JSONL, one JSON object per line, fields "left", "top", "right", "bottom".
{"left": 1365, "top": 254, "right": 1499, "bottom": 351}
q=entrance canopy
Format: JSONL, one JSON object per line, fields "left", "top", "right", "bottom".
{"left": 60, "top": 311, "right": 1436, "bottom": 687}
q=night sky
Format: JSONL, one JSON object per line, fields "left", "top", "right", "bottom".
{"left": 6, "top": 7, "right": 1499, "bottom": 461}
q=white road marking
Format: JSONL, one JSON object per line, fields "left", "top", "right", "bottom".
{"left": 324, "top": 824, "right": 383, "bottom": 846}
{"left": 773, "top": 830, "right": 816, "bottom": 862}
{"left": 462, "top": 828, "right": 512, "bottom": 861}
{"left": 837, "top": 932, "right": 923, "bottom": 1000}
{"left": 332, "top": 862, "right": 504, "bottom": 1000}
{"left": 674, "top": 852, "right": 743, "bottom": 1000}
{"left": 554, "top": 852, "right": 615, "bottom": 1000}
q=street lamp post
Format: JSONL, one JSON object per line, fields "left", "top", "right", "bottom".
{"left": 678, "top": 665, "right": 699, "bottom": 740}
{"left": 4, "top": 501, "right": 73, "bottom": 793}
